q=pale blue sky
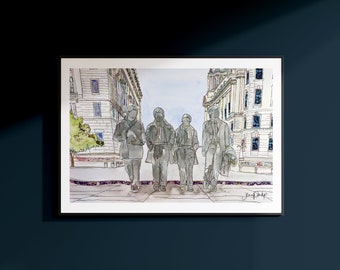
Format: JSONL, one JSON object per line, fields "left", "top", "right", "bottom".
{"left": 136, "top": 69, "right": 209, "bottom": 140}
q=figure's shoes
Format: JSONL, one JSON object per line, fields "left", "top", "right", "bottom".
{"left": 209, "top": 184, "right": 217, "bottom": 192}
{"left": 203, "top": 181, "right": 209, "bottom": 189}
{"left": 179, "top": 186, "right": 185, "bottom": 193}
{"left": 160, "top": 185, "right": 166, "bottom": 192}
{"left": 187, "top": 186, "right": 194, "bottom": 192}
{"left": 153, "top": 185, "right": 160, "bottom": 192}
{"left": 131, "top": 185, "right": 139, "bottom": 193}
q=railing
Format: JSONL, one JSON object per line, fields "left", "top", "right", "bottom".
{"left": 238, "top": 161, "right": 272, "bottom": 174}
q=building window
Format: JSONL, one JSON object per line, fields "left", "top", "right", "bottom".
{"left": 70, "top": 77, "right": 75, "bottom": 93}
{"left": 244, "top": 117, "right": 247, "bottom": 129}
{"left": 244, "top": 91, "right": 248, "bottom": 109}
{"left": 95, "top": 131, "right": 104, "bottom": 142}
{"left": 93, "top": 102, "right": 101, "bottom": 117}
{"left": 268, "top": 137, "right": 273, "bottom": 151}
{"left": 271, "top": 114, "right": 273, "bottom": 127}
{"left": 127, "top": 95, "right": 133, "bottom": 105}
{"left": 120, "top": 81, "right": 126, "bottom": 106}
{"left": 246, "top": 71, "right": 249, "bottom": 85}
{"left": 230, "top": 122, "right": 234, "bottom": 131}
{"left": 224, "top": 108, "right": 227, "bottom": 119}
{"left": 255, "top": 89, "right": 262, "bottom": 104}
{"left": 70, "top": 103, "right": 77, "bottom": 117}
{"left": 91, "top": 79, "right": 99, "bottom": 94}
{"left": 253, "top": 115, "right": 260, "bottom": 128}
{"left": 252, "top": 137, "right": 259, "bottom": 151}
{"left": 228, "top": 102, "right": 231, "bottom": 116}
{"left": 256, "top": 68, "right": 263, "bottom": 79}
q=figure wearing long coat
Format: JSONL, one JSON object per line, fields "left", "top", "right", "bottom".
{"left": 145, "top": 107, "right": 175, "bottom": 192}
{"left": 202, "top": 107, "right": 231, "bottom": 191}
{"left": 173, "top": 116, "right": 199, "bottom": 192}
{"left": 113, "top": 105, "right": 146, "bottom": 192}
{"left": 114, "top": 117, "right": 145, "bottom": 160}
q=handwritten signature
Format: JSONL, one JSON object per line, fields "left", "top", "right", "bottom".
{"left": 243, "top": 191, "right": 267, "bottom": 201}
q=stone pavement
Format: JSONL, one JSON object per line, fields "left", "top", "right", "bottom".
{"left": 70, "top": 166, "right": 273, "bottom": 204}
{"left": 70, "top": 181, "right": 272, "bottom": 204}
{"left": 69, "top": 146, "right": 275, "bottom": 206}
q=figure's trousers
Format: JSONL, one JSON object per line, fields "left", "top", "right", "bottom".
{"left": 177, "top": 148, "right": 195, "bottom": 188}
{"left": 204, "top": 142, "right": 221, "bottom": 183}
{"left": 125, "top": 159, "right": 141, "bottom": 186}
{"left": 152, "top": 149, "right": 170, "bottom": 187}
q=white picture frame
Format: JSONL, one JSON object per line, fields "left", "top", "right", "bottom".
{"left": 60, "top": 57, "right": 283, "bottom": 215}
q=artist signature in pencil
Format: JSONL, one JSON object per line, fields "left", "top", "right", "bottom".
{"left": 243, "top": 191, "right": 267, "bottom": 201}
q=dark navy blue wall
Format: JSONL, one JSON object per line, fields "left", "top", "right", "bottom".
{"left": 1, "top": 1, "right": 339, "bottom": 269}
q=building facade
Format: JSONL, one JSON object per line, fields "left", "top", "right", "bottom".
{"left": 69, "top": 68, "right": 143, "bottom": 167}
{"left": 202, "top": 68, "right": 273, "bottom": 174}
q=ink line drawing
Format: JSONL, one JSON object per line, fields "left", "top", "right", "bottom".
{"left": 113, "top": 104, "right": 146, "bottom": 192}
{"left": 202, "top": 105, "right": 233, "bottom": 192}
{"left": 145, "top": 107, "right": 175, "bottom": 192}
{"left": 61, "top": 58, "right": 282, "bottom": 214}
{"left": 173, "top": 113, "right": 200, "bottom": 193}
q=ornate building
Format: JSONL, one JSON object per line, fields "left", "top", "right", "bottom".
{"left": 202, "top": 68, "right": 273, "bottom": 174}
{"left": 69, "top": 68, "right": 143, "bottom": 167}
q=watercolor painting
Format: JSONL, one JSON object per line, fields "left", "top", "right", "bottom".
{"left": 60, "top": 57, "right": 283, "bottom": 215}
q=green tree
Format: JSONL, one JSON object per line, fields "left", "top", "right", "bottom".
{"left": 70, "top": 111, "right": 104, "bottom": 167}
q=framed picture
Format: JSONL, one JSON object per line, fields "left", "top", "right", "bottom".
{"left": 60, "top": 57, "right": 283, "bottom": 215}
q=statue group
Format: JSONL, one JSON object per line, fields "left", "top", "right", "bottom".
{"left": 113, "top": 105, "right": 237, "bottom": 193}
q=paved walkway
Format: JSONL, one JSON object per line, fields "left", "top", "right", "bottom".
{"left": 70, "top": 165, "right": 273, "bottom": 204}
{"left": 70, "top": 180, "right": 273, "bottom": 204}
{"left": 69, "top": 148, "right": 275, "bottom": 206}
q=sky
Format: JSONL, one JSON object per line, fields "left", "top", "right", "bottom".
{"left": 136, "top": 69, "right": 209, "bottom": 139}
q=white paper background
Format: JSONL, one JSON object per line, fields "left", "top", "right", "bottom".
{"left": 60, "top": 57, "right": 282, "bottom": 214}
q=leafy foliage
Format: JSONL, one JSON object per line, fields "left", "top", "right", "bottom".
{"left": 70, "top": 111, "right": 104, "bottom": 153}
